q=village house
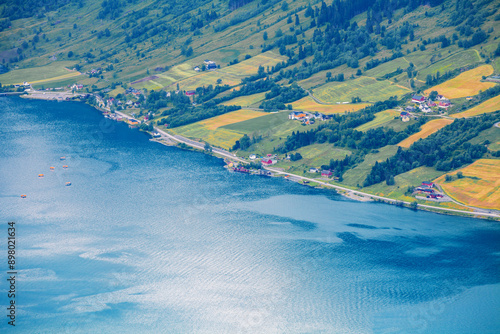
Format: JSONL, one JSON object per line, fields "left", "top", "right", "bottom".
{"left": 185, "top": 90, "right": 195, "bottom": 96}
{"left": 438, "top": 101, "right": 451, "bottom": 109}
{"left": 421, "top": 181, "right": 435, "bottom": 188}
{"left": 261, "top": 158, "right": 276, "bottom": 165}
{"left": 309, "top": 168, "right": 319, "bottom": 173}
{"left": 321, "top": 170, "right": 333, "bottom": 177}
{"left": 204, "top": 60, "right": 217, "bottom": 70}
{"left": 405, "top": 106, "right": 416, "bottom": 112}
{"left": 194, "top": 66, "right": 200, "bottom": 72}
{"left": 412, "top": 95, "right": 425, "bottom": 103}
{"left": 249, "top": 154, "right": 256, "bottom": 160}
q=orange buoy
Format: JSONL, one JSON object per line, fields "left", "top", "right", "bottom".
{"left": 38, "top": 174, "right": 44, "bottom": 177}
{"left": 65, "top": 182, "right": 72, "bottom": 186}
{"left": 50, "top": 166, "right": 55, "bottom": 170}
{"left": 62, "top": 165, "right": 68, "bottom": 169}
{"left": 21, "top": 194, "right": 27, "bottom": 198}
{"left": 60, "top": 156, "right": 66, "bottom": 160}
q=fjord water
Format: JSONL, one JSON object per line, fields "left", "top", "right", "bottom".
{"left": 0, "top": 97, "right": 499, "bottom": 334}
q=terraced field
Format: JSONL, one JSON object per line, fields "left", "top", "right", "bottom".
{"left": 275, "top": 144, "right": 352, "bottom": 169}
{"left": 434, "top": 159, "right": 500, "bottom": 210}
{"left": 355, "top": 109, "right": 400, "bottom": 131}
{"left": 417, "top": 49, "right": 481, "bottom": 79}
{"left": 451, "top": 95, "right": 500, "bottom": 118}
{"left": 313, "top": 76, "right": 411, "bottom": 103}
{"left": 397, "top": 119, "right": 453, "bottom": 148}
{"left": 424, "top": 65, "right": 496, "bottom": 98}
{"left": 219, "top": 51, "right": 287, "bottom": 76}
{"left": 363, "top": 58, "right": 409, "bottom": 78}
{"left": 291, "top": 96, "right": 370, "bottom": 114}
{"left": 222, "top": 111, "right": 290, "bottom": 133}
{"left": 176, "top": 71, "right": 240, "bottom": 91}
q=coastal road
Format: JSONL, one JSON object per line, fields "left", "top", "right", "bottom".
{"left": 263, "top": 167, "right": 500, "bottom": 219}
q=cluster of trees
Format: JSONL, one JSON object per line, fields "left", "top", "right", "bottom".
{"left": 259, "top": 83, "right": 306, "bottom": 111}
{"left": 213, "top": 78, "right": 275, "bottom": 105}
{"left": 0, "top": 0, "right": 78, "bottom": 21}
{"left": 363, "top": 111, "right": 499, "bottom": 187}
{"left": 276, "top": 98, "right": 402, "bottom": 153}
{"left": 232, "top": 134, "right": 262, "bottom": 150}
{"left": 425, "top": 69, "right": 461, "bottom": 86}
{"left": 98, "top": 0, "right": 123, "bottom": 20}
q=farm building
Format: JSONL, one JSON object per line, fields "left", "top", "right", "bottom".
{"left": 261, "top": 159, "right": 275, "bottom": 165}
{"left": 185, "top": 90, "right": 196, "bottom": 96}
{"left": 405, "top": 106, "right": 416, "bottom": 112}
{"left": 422, "top": 181, "right": 435, "bottom": 188}
{"left": 309, "top": 168, "right": 319, "bottom": 173}
{"left": 438, "top": 101, "right": 451, "bottom": 109}
{"left": 321, "top": 170, "right": 332, "bottom": 177}
{"left": 412, "top": 95, "right": 425, "bottom": 103}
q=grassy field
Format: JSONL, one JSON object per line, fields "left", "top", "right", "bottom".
{"left": 221, "top": 111, "right": 290, "bottom": 133}
{"left": 220, "top": 92, "right": 267, "bottom": 107}
{"left": 363, "top": 58, "right": 410, "bottom": 78}
{"left": 176, "top": 71, "right": 240, "bottom": 91}
{"left": 313, "top": 76, "right": 411, "bottom": 103}
{"left": 363, "top": 166, "right": 445, "bottom": 201}
{"left": 219, "top": 51, "right": 287, "bottom": 76}
{"left": 355, "top": 109, "right": 400, "bottom": 131}
{"left": 424, "top": 65, "right": 496, "bottom": 98}
{"left": 291, "top": 96, "right": 370, "bottom": 114}
{"left": 169, "top": 109, "right": 267, "bottom": 149}
{"left": 398, "top": 119, "right": 453, "bottom": 148}
{"left": 342, "top": 145, "right": 399, "bottom": 187}
{"left": 274, "top": 144, "right": 352, "bottom": 169}
{"left": 434, "top": 159, "right": 500, "bottom": 210}
{"left": 467, "top": 125, "right": 500, "bottom": 151}
{"left": 417, "top": 49, "right": 481, "bottom": 79}
{"left": 0, "top": 61, "right": 81, "bottom": 85}
{"left": 132, "top": 63, "right": 197, "bottom": 90}
{"left": 451, "top": 95, "right": 500, "bottom": 118}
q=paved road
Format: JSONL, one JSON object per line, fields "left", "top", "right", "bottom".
{"left": 263, "top": 167, "right": 500, "bottom": 219}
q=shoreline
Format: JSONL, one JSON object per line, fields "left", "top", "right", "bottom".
{"left": 15, "top": 92, "right": 500, "bottom": 220}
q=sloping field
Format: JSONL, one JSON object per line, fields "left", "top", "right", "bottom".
{"left": 219, "top": 51, "right": 287, "bottom": 76}
{"left": 424, "top": 65, "right": 496, "bottom": 99}
{"left": 434, "top": 159, "right": 500, "bottom": 210}
{"left": 170, "top": 109, "right": 266, "bottom": 149}
{"left": 451, "top": 95, "right": 500, "bottom": 118}
{"left": 0, "top": 61, "right": 81, "bottom": 85}
{"left": 355, "top": 109, "right": 400, "bottom": 131}
{"left": 417, "top": 49, "right": 481, "bottom": 79}
{"left": 200, "top": 109, "right": 267, "bottom": 129}
{"left": 132, "top": 63, "right": 197, "bottom": 90}
{"left": 291, "top": 96, "right": 370, "bottom": 114}
{"left": 222, "top": 111, "right": 289, "bottom": 133}
{"left": 398, "top": 119, "right": 453, "bottom": 148}
{"left": 176, "top": 71, "right": 240, "bottom": 91}
{"left": 313, "top": 76, "right": 411, "bottom": 103}
{"left": 364, "top": 58, "right": 409, "bottom": 78}
{"left": 293, "top": 144, "right": 352, "bottom": 168}
{"left": 221, "top": 92, "right": 267, "bottom": 107}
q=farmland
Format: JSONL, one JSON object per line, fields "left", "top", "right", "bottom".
{"left": 355, "top": 109, "right": 400, "bottom": 132}
{"left": 176, "top": 71, "right": 240, "bottom": 91}
{"left": 220, "top": 92, "right": 267, "bottom": 107}
{"left": 397, "top": 119, "right": 453, "bottom": 148}
{"left": 313, "top": 76, "right": 411, "bottom": 103}
{"left": 275, "top": 144, "right": 352, "bottom": 170}
{"left": 218, "top": 51, "right": 287, "bottom": 76}
{"left": 451, "top": 95, "right": 500, "bottom": 118}
{"left": 169, "top": 109, "right": 266, "bottom": 149}
{"left": 221, "top": 111, "right": 290, "bottom": 133}
{"left": 424, "top": 65, "right": 496, "bottom": 98}
{"left": 417, "top": 49, "right": 481, "bottom": 79}
{"left": 291, "top": 96, "right": 370, "bottom": 114}
{"left": 0, "top": 61, "right": 81, "bottom": 85}
{"left": 363, "top": 58, "right": 409, "bottom": 78}
{"left": 434, "top": 159, "right": 500, "bottom": 210}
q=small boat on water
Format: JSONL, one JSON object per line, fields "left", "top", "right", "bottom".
{"left": 62, "top": 165, "right": 68, "bottom": 169}
{"left": 50, "top": 166, "right": 55, "bottom": 170}
{"left": 21, "top": 194, "right": 27, "bottom": 198}
{"left": 38, "top": 174, "right": 44, "bottom": 178}
{"left": 60, "top": 156, "right": 66, "bottom": 160}
{"left": 65, "top": 182, "right": 71, "bottom": 186}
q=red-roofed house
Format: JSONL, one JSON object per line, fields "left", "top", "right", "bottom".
{"left": 412, "top": 95, "right": 425, "bottom": 103}
{"left": 438, "top": 101, "right": 451, "bottom": 109}
{"left": 261, "top": 159, "right": 274, "bottom": 165}
{"left": 421, "top": 181, "right": 434, "bottom": 188}
{"left": 321, "top": 170, "right": 332, "bottom": 177}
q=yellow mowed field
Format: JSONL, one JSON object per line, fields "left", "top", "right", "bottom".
{"left": 398, "top": 119, "right": 453, "bottom": 148}
{"left": 451, "top": 95, "right": 500, "bottom": 118}
{"left": 220, "top": 51, "right": 287, "bottom": 76}
{"left": 434, "top": 159, "right": 500, "bottom": 210}
{"left": 424, "top": 65, "right": 496, "bottom": 99}
{"left": 221, "top": 92, "right": 267, "bottom": 107}
{"left": 176, "top": 71, "right": 240, "bottom": 90}
{"left": 291, "top": 96, "right": 370, "bottom": 114}
{"left": 200, "top": 109, "right": 268, "bottom": 129}
{"left": 355, "top": 109, "right": 400, "bottom": 131}
{"left": 170, "top": 109, "right": 267, "bottom": 149}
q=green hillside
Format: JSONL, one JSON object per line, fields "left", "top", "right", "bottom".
{"left": 1, "top": 0, "right": 499, "bottom": 211}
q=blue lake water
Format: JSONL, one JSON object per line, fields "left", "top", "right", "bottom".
{"left": 0, "top": 96, "right": 499, "bottom": 333}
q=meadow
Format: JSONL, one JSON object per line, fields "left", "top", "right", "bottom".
{"left": 0, "top": 61, "right": 81, "bottom": 85}
{"left": 363, "top": 58, "right": 410, "bottom": 78}
{"left": 451, "top": 95, "right": 500, "bottom": 118}
{"left": 169, "top": 109, "right": 266, "bottom": 149}
{"left": 434, "top": 159, "right": 500, "bottom": 210}
{"left": 424, "top": 65, "right": 496, "bottom": 98}
{"left": 397, "top": 119, "right": 453, "bottom": 148}
{"left": 218, "top": 51, "right": 287, "bottom": 76}
{"left": 220, "top": 92, "right": 267, "bottom": 107}
{"left": 313, "top": 76, "right": 411, "bottom": 103}
{"left": 291, "top": 96, "right": 370, "bottom": 114}
{"left": 417, "top": 49, "right": 481, "bottom": 79}
{"left": 221, "top": 111, "right": 290, "bottom": 133}
{"left": 355, "top": 109, "right": 400, "bottom": 132}
{"left": 274, "top": 144, "right": 352, "bottom": 170}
